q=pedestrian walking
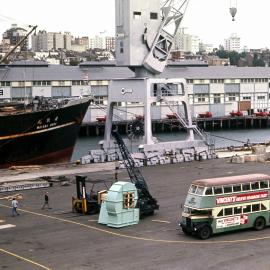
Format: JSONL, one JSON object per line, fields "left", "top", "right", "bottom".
{"left": 11, "top": 198, "right": 20, "bottom": 217}
{"left": 115, "top": 160, "right": 119, "bottom": 180}
{"left": 41, "top": 192, "right": 52, "bottom": 209}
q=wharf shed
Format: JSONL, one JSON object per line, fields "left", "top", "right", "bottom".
{"left": 0, "top": 61, "right": 270, "bottom": 123}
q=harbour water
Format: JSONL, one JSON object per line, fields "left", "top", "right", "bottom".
{"left": 71, "top": 128, "right": 270, "bottom": 161}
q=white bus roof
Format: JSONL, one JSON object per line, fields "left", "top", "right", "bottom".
{"left": 192, "top": 174, "right": 270, "bottom": 187}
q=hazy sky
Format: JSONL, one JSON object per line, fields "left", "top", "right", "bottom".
{"left": 0, "top": 0, "right": 268, "bottom": 49}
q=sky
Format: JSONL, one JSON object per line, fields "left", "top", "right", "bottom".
{"left": 0, "top": 0, "right": 269, "bottom": 49}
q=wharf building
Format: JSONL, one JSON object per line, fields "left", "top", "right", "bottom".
{"left": 1, "top": 61, "right": 270, "bottom": 133}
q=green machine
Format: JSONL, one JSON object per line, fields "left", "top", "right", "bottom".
{"left": 98, "top": 181, "right": 139, "bottom": 228}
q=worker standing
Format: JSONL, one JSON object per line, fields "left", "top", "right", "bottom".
{"left": 41, "top": 192, "right": 52, "bottom": 209}
{"left": 11, "top": 198, "right": 20, "bottom": 217}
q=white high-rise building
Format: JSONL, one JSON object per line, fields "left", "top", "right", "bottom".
{"left": 89, "top": 35, "right": 105, "bottom": 49}
{"left": 89, "top": 34, "right": 115, "bottom": 51}
{"left": 174, "top": 28, "right": 200, "bottom": 54}
{"left": 224, "top": 33, "right": 241, "bottom": 52}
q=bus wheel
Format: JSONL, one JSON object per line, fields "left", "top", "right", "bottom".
{"left": 254, "top": 217, "right": 266, "bottom": 231}
{"left": 197, "top": 225, "right": 212, "bottom": 240}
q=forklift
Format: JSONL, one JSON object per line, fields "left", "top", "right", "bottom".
{"left": 72, "top": 175, "right": 109, "bottom": 215}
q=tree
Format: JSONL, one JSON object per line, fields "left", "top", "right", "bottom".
{"left": 228, "top": 51, "right": 240, "bottom": 66}
{"left": 216, "top": 49, "right": 229, "bottom": 59}
{"left": 69, "top": 59, "right": 80, "bottom": 66}
{"left": 253, "top": 53, "right": 265, "bottom": 67}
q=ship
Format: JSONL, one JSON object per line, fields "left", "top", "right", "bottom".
{"left": 0, "top": 96, "right": 91, "bottom": 168}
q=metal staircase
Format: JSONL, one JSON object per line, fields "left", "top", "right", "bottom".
{"left": 162, "top": 98, "right": 215, "bottom": 153}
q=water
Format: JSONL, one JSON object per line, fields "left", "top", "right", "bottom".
{"left": 71, "top": 129, "right": 270, "bottom": 161}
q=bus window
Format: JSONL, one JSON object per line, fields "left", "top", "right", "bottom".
{"left": 242, "top": 183, "right": 251, "bottom": 191}
{"left": 261, "top": 203, "right": 267, "bottom": 210}
{"left": 251, "top": 182, "right": 259, "bottom": 190}
{"left": 243, "top": 205, "right": 251, "bottom": 213}
{"left": 223, "top": 185, "right": 232, "bottom": 193}
{"left": 224, "top": 208, "right": 233, "bottom": 216}
{"left": 192, "top": 209, "right": 210, "bottom": 215}
{"left": 184, "top": 207, "right": 210, "bottom": 216}
{"left": 234, "top": 206, "right": 242, "bottom": 214}
{"left": 252, "top": 204, "right": 260, "bottom": 212}
{"left": 196, "top": 186, "right": 204, "bottom": 195}
{"left": 260, "top": 181, "right": 268, "bottom": 189}
{"left": 214, "top": 186, "right": 223, "bottom": 195}
{"left": 189, "top": 185, "right": 197, "bottom": 194}
{"left": 205, "top": 187, "right": 213, "bottom": 195}
{"left": 217, "top": 209, "right": 223, "bottom": 217}
{"left": 233, "top": 185, "right": 241, "bottom": 192}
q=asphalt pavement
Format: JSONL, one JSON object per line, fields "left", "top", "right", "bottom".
{"left": 1, "top": 158, "right": 270, "bottom": 270}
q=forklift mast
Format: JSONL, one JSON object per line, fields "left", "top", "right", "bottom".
{"left": 76, "top": 175, "right": 87, "bottom": 199}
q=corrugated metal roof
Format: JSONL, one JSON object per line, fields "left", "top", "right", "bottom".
{"left": 162, "top": 66, "right": 270, "bottom": 79}
{"left": 1, "top": 62, "right": 270, "bottom": 82}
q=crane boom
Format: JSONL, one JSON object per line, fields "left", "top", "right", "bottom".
{"left": 0, "top": 25, "right": 37, "bottom": 64}
{"left": 115, "top": 0, "right": 189, "bottom": 75}
{"left": 111, "top": 130, "right": 159, "bottom": 216}
{"left": 143, "top": 0, "right": 189, "bottom": 74}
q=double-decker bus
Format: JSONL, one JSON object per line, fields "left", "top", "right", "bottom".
{"left": 180, "top": 174, "right": 270, "bottom": 239}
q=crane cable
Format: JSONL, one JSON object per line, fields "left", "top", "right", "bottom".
{"left": 207, "top": 133, "right": 250, "bottom": 144}
{"left": 92, "top": 102, "right": 252, "bottom": 145}
{"left": 0, "top": 13, "right": 33, "bottom": 29}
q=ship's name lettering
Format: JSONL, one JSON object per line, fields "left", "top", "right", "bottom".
{"left": 37, "top": 122, "right": 57, "bottom": 130}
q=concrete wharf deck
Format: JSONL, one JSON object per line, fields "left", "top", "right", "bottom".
{"left": 0, "top": 162, "right": 115, "bottom": 184}
{"left": 1, "top": 159, "right": 270, "bottom": 269}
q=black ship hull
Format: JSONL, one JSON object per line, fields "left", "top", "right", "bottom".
{"left": 0, "top": 98, "right": 91, "bottom": 168}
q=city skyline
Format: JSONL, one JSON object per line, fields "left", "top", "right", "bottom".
{"left": 0, "top": 0, "right": 269, "bottom": 49}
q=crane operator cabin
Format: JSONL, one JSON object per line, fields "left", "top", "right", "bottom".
{"left": 115, "top": 0, "right": 188, "bottom": 75}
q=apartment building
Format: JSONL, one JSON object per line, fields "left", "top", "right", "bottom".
{"left": 31, "top": 31, "right": 72, "bottom": 51}
{"left": 3, "top": 24, "right": 29, "bottom": 51}
{"left": 224, "top": 33, "right": 241, "bottom": 52}
{"left": 89, "top": 35, "right": 115, "bottom": 51}
{"left": 174, "top": 28, "right": 200, "bottom": 54}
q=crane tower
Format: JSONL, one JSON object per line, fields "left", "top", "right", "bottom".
{"left": 100, "top": 0, "right": 214, "bottom": 163}
{"left": 115, "top": 0, "right": 189, "bottom": 75}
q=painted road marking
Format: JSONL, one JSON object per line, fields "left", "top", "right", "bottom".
{"left": 152, "top": 219, "right": 171, "bottom": 224}
{"left": 0, "top": 248, "right": 51, "bottom": 270}
{"left": 0, "top": 224, "right": 15, "bottom": 230}
{"left": 1, "top": 203, "right": 270, "bottom": 245}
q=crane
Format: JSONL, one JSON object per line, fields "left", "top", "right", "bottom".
{"left": 115, "top": 0, "right": 189, "bottom": 75}
{"left": 111, "top": 130, "right": 159, "bottom": 216}
{"left": 143, "top": 0, "right": 189, "bottom": 74}
{"left": 0, "top": 25, "right": 37, "bottom": 64}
